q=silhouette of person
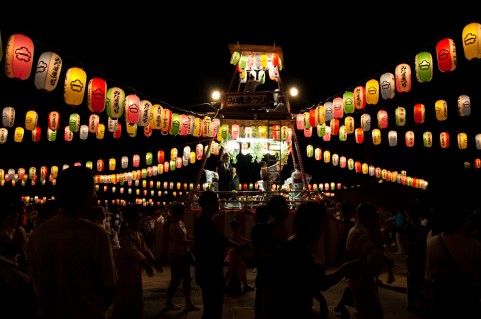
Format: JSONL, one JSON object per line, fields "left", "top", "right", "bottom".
{"left": 27, "top": 166, "right": 118, "bottom": 319}
{"left": 244, "top": 73, "right": 261, "bottom": 92}
{"left": 193, "top": 190, "right": 239, "bottom": 319}
{"left": 217, "top": 152, "right": 233, "bottom": 199}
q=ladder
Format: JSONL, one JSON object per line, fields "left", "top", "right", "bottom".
{"left": 289, "top": 124, "right": 309, "bottom": 191}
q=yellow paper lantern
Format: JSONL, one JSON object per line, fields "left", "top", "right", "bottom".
{"left": 64, "top": 67, "right": 87, "bottom": 106}
{"left": 372, "top": 128, "right": 381, "bottom": 145}
{"left": 14, "top": 127, "right": 24, "bottom": 142}
{"left": 25, "top": 110, "right": 38, "bottom": 131}
{"left": 353, "top": 86, "right": 366, "bottom": 110}
{"left": 457, "top": 132, "right": 468, "bottom": 150}
{"left": 434, "top": 100, "right": 448, "bottom": 121}
{"left": 365, "top": 79, "right": 379, "bottom": 105}
{"left": 462, "top": 22, "right": 481, "bottom": 60}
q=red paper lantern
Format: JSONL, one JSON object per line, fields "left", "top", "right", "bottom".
{"left": 414, "top": 103, "right": 425, "bottom": 124}
{"left": 333, "top": 96, "right": 344, "bottom": 119}
{"left": 436, "top": 38, "right": 457, "bottom": 72}
{"left": 440, "top": 132, "right": 450, "bottom": 148}
{"left": 124, "top": 94, "right": 140, "bottom": 124}
{"left": 87, "top": 77, "right": 107, "bottom": 113}
{"left": 5, "top": 34, "right": 34, "bottom": 80}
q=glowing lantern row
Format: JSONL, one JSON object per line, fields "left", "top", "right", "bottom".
{"left": 34, "top": 51, "right": 62, "bottom": 92}
{"left": 5, "top": 34, "right": 34, "bottom": 80}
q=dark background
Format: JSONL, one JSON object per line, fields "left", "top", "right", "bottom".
{"left": 1, "top": 7, "right": 481, "bottom": 206}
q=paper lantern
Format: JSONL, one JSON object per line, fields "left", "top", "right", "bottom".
{"left": 25, "top": 110, "right": 38, "bottom": 130}
{"left": 377, "top": 110, "right": 388, "bottom": 129}
{"left": 365, "top": 79, "right": 379, "bottom": 105}
{"left": 436, "top": 38, "right": 457, "bottom": 72}
{"left": 353, "top": 86, "right": 366, "bottom": 110}
{"left": 423, "top": 131, "right": 433, "bottom": 147}
{"left": 475, "top": 134, "right": 481, "bottom": 150}
{"left": 322, "top": 126, "right": 331, "bottom": 142}
{"left": 355, "top": 128, "right": 364, "bottom": 144}
{"left": 344, "top": 116, "right": 354, "bottom": 134}
{"left": 304, "top": 127, "right": 312, "bottom": 138}
{"left": 475, "top": 158, "right": 481, "bottom": 169}
{"left": 170, "top": 147, "right": 178, "bottom": 161}
{"left": 34, "top": 51, "right": 62, "bottom": 91}
{"left": 380, "top": 72, "right": 395, "bottom": 100}
{"left": 342, "top": 91, "right": 354, "bottom": 114}
{"left": 462, "top": 22, "right": 481, "bottom": 60}
{"left": 5, "top": 34, "right": 34, "bottom": 80}
{"left": 109, "top": 158, "right": 116, "bottom": 171}
{"left": 457, "top": 132, "right": 468, "bottom": 149}
{"left": 64, "top": 67, "right": 87, "bottom": 106}
{"left": 333, "top": 96, "right": 344, "bottom": 119}
{"left": 360, "top": 113, "right": 371, "bottom": 131}
{"left": 2, "top": 106, "right": 15, "bottom": 127}
{"left": 0, "top": 128, "right": 7, "bottom": 144}
{"left": 68, "top": 113, "right": 80, "bottom": 132}
{"left": 395, "top": 107, "right": 406, "bottom": 126}
{"left": 306, "top": 144, "right": 314, "bottom": 157}
{"left": 315, "top": 124, "right": 325, "bottom": 138}
{"left": 170, "top": 113, "right": 181, "bottom": 136}
{"left": 196, "top": 143, "right": 203, "bottom": 160}
{"left": 338, "top": 126, "right": 347, "bottom": 141}
{"left": 457, "top": 95, "right": 471, "bottom": 117}
{"left": 315, "top": 105, "right": 326, "bottom": 125}
{"left": 331, "top": 153, "right": 339, "bottom": 166}
{"left": 87, "top": 114, "right": 99, "bottom": 133}
{"left": 330, "top": 119, "right": 340, "bottom": 136}
{"left": 32, "top": 126, "right": 41, "bottom": 142}
{"left": 355, "top": 162, "right": 362, "bottom": 173}
{"left": 440, "top": 132, "right": 450, "bottom": 148}
{"left": 415, "top": 51, "right": 433, "bottom": 83}
{"left": 161, "top": 108, "right": 173, "bottom": 135}
{"left": 372, "top": 128, "right": 381, "bottom": 145}
{"left": 369, "top": 165, "right": 375, "bottom": 176}
{"left": 308, "top": 109, "right": 316, "bottom": 128}
{"left": 315, "top": 147, "right": 322, "bottom": 161}
{"left": 324, "top": 101, "right": 334, "bottom": 121}
{"left": 47, "top": 128, "right": 57, "bottom": 142}
{"left": 323, "top": 150, "right": 330, "bottom": 163}
{"left": 347, "top": 158, "right": 354, "bottom": 170}
{"left": 176, "top": 157, "right": 182, "bottom": 169}
{"left": 388, "top": 130, "right": 398, "bottom": 146}
{"left": 96, "top": 124, "right": 105, "bottom": 140}
{"left": 413, "top": 103, "right": 425, "bottom": 124}
{"left": 113, "top": 123, "right": 122, "bottom": 139}
{"left": 86, "top": 77, "right": 107, "bottom": 113}
{"left": 434, "top": 100, "right": 448, "bottom": 121}
{"left": 46, "top": 111, "right": 60, "bottom": 131}
{"left": 295, "top": 114, "right": 304, "bottom": 130}
{"left": 79, "top": 125, "right": 88, "bottom": 140}
{"left": 231, "top": 123, "right": 240, "bottom": 140}
{"left": 170, "top": 160, "right": 176, "bottom": 171}
{"left": 105, "top": 87, "right": 125, "bottom": 119}
{"left": 394, "top": 63, "right": 412, "bottom": 93}
{"left": 156, "top": 150, "right": 164, "bottom": 163}
{"left": 124, "top": 94, "right": 140, "bottom": 124}
{"left": 97, "top": 159, "right": 104, "bottom": 172}
{"left": 405, "top": 131, "right": 415, "bottom": 147}
{"left": 14, "top": 127, "right": 24, "bottom": 142}
{"left": 340, "top": 156, "right": 347, "bottom": 168}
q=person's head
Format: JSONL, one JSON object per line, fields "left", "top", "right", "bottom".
{"left": 170, "top": 203, "right": 185, "bottom": 220}
{"left": 232, "top": 167, "right": 237, "bottom": 175}
{"left": 255, "top": 205, "right": 270, "bottom": 223}
{"left": 91, "top": 205, "right": 107, "bottom": 225}
{"left": 222, "top": 152, "right": 230, "bottom": 161}
{"left": 260, "top": 161, "right": 267, "bottom": 168}
{"left": 294, "top": 201, "right": 327, "bottom": 242}
{"left": 123, "top": 205, "right": 142, "bottom": 229}
{"left": 198, "top": 190, "right": 219, "bottom": 216}
{"left": 356, "top": 202, "right": 379, "bottom": 228}
{"left": 56, "top": 166, "right": 97, "bottom": 218}
{"left": 249, "top": 73, "right": 255, "bottom": 80}
{"left": 267, "top": 195, "right": 289, "bottom": 221}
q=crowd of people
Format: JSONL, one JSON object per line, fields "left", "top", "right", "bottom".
{"left": 1, "top": 165, "right": 481, "bottom": 319}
